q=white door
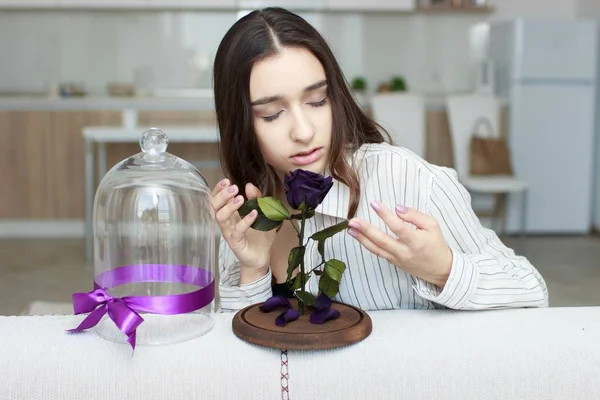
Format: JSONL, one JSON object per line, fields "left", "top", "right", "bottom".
{"left": 506, "top": 83, "right": 596, "bottom": 233}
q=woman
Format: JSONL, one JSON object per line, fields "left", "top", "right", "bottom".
{"left": 210, "top": 7, "right": 548, "bottom": 312}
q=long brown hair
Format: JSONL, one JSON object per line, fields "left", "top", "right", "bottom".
{"left": 213, "top": 7, "right": 390, "bottom": 219}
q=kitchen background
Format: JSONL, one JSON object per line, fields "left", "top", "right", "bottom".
{"left": 1, "top": 0, "right": 599, "bottom": 315}
{"left": 0, "top": 0, "right": 595, "bottom": 97}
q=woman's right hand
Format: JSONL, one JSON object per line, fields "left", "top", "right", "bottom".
{"left": 211, "top": 179, "right": 277, "bottom": 282}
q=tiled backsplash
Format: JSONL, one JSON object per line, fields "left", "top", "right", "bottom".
{"left": 0, "top": 0, "right": 581, "bottom": 96}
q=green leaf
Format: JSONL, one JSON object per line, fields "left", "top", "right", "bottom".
{"left": 324, "top": 259, "right": 346, "bottom": 283}
{"left": 313, "top": 269, "right": 323, "bottom": 276}
{"left": 289, "top": 273, "right": 311, "bottom": 290}
{"left": 317, "top": 240, "right": 325, "bottom": 259}
{"left": 310, "top": 220, "right": 349, "bottom": 241}
{"left": 257, "top": 197, "right": 289, "bottom": 221}
{"left": 294, "top": 290, "right": 317, "bottom": 307}
{"left": 287, "top": 246, "right": 305, "bottom": 279}
{"left": 318, "top": 273, "right": 340, "bottom": 299}
{"left": 238, "top": 198, "right": 282, "bottom": 231}
{"left": 290, "top": 210, "right": 315, "bottom": 220}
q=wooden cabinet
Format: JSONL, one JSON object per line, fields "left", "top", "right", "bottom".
{"left": 0, "top": 111, "right": 120, "bottom": 219}
{"left": 0, "top": 110, "right": 223, "bottom": 220}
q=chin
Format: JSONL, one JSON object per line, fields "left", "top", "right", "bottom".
{"left": 291, "top": 161, "right": 328, "bottom": 175}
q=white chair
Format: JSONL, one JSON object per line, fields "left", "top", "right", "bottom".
{"left": 370, "top": 93, "right": 426, "bottom": 158}
{"left": 446, "top": 94, "right": 529, "bottom": 236}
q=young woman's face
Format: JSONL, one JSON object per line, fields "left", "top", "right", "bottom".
{"left": 249, "top": 46, "right": 333, "bottom": 180}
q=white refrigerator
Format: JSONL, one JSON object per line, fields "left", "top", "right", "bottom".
{"left": 487, "top": 19, "right": 598, "bottom": 234}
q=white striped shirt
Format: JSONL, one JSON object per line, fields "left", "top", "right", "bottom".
{"left": 218, "top": 142, "right": 549, "bottom": 312}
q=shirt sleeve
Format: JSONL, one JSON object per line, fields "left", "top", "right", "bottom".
{"left": 412, "top": 166, "right": 549, "bottom": 310}
{"left": 217, "top": 234, "right": 273, "bottom": 312}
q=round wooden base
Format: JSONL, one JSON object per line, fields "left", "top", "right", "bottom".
{"left": 232, "top": 299, "right": 372, "bottom": 350}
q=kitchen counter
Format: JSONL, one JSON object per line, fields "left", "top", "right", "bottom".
{"left": 0, "top": 95, "right": 216, "bottom": 111}
{"left": 0, "top": 93, "right": 477, "bottom": 111}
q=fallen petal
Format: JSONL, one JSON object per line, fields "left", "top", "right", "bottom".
{"left": 275, "top": 308, "right": 301, "bottom": 327}
{"left": 314, "top": 293, "right": 332, "bottom": 310}
{"left": 259, "top": 295, "right": 292, "bottom": 312}
{"left": 310, "top": 308, "right": 341, "bottom": 324}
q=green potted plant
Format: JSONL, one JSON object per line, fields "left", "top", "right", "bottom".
{"left": 390, "top": 75, "right": 408, "bottom": 92}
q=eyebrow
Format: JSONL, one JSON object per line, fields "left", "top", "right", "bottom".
{"left": 250, "top": 79, "right": 328, "bottom": 106}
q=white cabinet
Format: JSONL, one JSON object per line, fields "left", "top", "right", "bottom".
{"left": 148, "top": 0, "right": 236, "bottom": 8}
{"left": 58, "top": 0, "right": 147, "bottom": 7}
{"left": 237, "top": 0, "right": 325, "bottom": 11}
{"left": 0, "top": 0, "right": 237, "bottom": 9}
{"left": 0, "top": 0, "right": 58, "bottom": 7}
{"left": 327, "top": 0, "right": 415, "bottom": 11}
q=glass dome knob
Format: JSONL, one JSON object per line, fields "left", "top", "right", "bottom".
{"left": 140, "top": 128, "right": 169, "bottom": 156}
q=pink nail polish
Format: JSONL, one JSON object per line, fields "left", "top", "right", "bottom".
{"left": 370, "top": 201, "right": 381, "bottom": 211}
{"left": 347, "top": 228, "right": 358, "bottom": 237}
{"left": 396, "top": 205, "right": 407, "bottom": 214}
{"left": 348, "top": 220, "right": 360, "bottom": 229}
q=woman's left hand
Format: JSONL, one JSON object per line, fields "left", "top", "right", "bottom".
{"left": 347, "top": 201, "right": 453, "bottom": 288}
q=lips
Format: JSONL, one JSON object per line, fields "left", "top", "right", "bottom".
{"left": 290, "top": 147, "right": 323, "bottom": 166}
{"left": 292, "top": 147, "right": 320, "bottom": 157}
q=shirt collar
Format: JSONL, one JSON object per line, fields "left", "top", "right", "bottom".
{"left": 314, "top": 144, "right": 370, "bottom": 220}
{"left": 314, "top": 176, "right": 351, "bottom": 220}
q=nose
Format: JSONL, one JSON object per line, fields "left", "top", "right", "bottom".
{"left": 289, "top": 106, "right": 315, "bottom": 144}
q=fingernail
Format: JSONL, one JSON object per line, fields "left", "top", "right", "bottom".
{"left": 370, "top": 201, "right": 381, "bottom": 211}
{"left": 347, "top": 228, "right": 358, "bottom": 237}
{"left": 250, "top": 209, "right": 258, "bottom": 216}
{"left": 220, "top": 179, "right": 229, "bottom": 186}
{"left": 228, "top": 185, "right": 237, "bottom": 193}
{"left": 348, "top": 220, "right": 360, "bottom": 229}
{"left": 234, "top": 195, "right": 242, "bottom": 204}
{"left": 396, "top": 205, "right": 407, "bottom": 214}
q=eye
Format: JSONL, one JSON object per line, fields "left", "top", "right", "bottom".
{"left": 309, "top": 97, "right": 328, "bottom": 107}
{"left": 262, "top": 110, "right": 283, "bottom": 122}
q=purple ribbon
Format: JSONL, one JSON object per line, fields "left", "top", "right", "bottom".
{"left": 67, "top": 264, "right": 215, "bottom": 349}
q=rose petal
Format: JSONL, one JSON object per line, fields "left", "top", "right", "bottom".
{"left": 314, "top": 293, "right": 332, "bottom": 310}
{"left": 309, "top": 308, "right": 341, "bottom": 324}
{"left": 284, "top": 169, "right": 333, "bottom": 210}
{"left": 275, "top": 308, "right": 301, "bottom": 327}
{"left": 259, "top": 295, "right": 292, "bottom": 312}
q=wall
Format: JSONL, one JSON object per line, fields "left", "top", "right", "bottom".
{"left": 0, "top": 0, "right": 584, "bottom": 97}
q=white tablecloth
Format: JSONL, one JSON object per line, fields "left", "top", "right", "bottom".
{"left": 1, "top": 307, "right": 599, "bottom": 400}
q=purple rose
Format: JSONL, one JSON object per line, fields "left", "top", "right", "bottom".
{"left": 284, "top": 169, "right": 333, "bottom": 210}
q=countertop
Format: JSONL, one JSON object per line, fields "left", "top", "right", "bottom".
{"left": 0, "top": 95, "right": 217, "bottom": 111}
{"left": 0, "top": 93, "right": 478, "bottom": 111}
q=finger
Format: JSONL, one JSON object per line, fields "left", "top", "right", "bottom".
{"left": 395, "top": 205, "right": 438, "bottom": 231}
{"left": 245, "top": 182, "right": 263, "bottom": 200}
{"left": 215, "top": 194, "right": 244, "bottom": 228}
{"left": 348, "top": 218, "right": 409, "bottom": 256}
{"left": 369, "top": 201, "right": 413, "bottom": 243}
{"left": 211, "top": 178, "right": 230, "bottom": 198}
{"left": 211, "top": 183, "right": 239, "bottom": 212}
{"left": 347, "top": 227, "right": 395, "bottom": 261}
{"left": 230, "top": 209, "right": 259, "bottom": 244}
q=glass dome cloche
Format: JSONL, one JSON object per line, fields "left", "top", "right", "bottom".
{"left": 78, "top": 127, "right": 218, "bottom": 347}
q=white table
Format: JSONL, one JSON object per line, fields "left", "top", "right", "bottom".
{"left": 1, "top": 307, "right": 599, "bottom": 399}
{"left": 82, "top": 125, "right": 220, "bottom": 263}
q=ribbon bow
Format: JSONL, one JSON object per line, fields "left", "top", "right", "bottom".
{"left": 67, "top": 288, "right": 144, "bottom": 350}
